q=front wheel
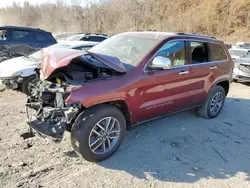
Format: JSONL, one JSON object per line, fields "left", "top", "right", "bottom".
{"left": 21, "top": 75, "right": 38, "bottom": 96}
{"left": 198, "top": 85, "right": 226, "bottom": 119}
{"left": 71, "top": 104, "right": 126, "bottom": 162}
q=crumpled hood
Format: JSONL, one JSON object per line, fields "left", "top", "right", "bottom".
{"left": 41, "top": 48, "right": 127, "bottom": 80}
{"left": 0, "top": 56, "right": 38, "bottom": 77}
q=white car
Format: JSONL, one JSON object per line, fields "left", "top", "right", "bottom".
{"left": 229, "top": 48, "right": 250, "bottom": 82}
{"left": 0, "top": 41, "right": 98, "bottom": 95}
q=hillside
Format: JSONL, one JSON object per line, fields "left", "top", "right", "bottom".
{"left": 0, "top": 0, "right": 249, "bottom": 41}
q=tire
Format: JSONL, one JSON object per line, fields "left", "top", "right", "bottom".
{"left": 21, "top": 75, "right": 38, "bottom": 96}
{"left": 198, "top": 85, "right": 226, "bottom": 119}
{"left": 71, "top": 104, "right": 126, "bottom": 162}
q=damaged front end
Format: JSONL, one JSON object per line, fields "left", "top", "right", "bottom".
{"left": 26, "top": 81, "right": 80, "bottom": 140}
{"left": 25, "top": 48, "right": 125, "bottom": 140}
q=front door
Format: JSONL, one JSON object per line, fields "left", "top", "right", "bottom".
{"left": 137, "top": 40, "right": 194, "bottom": 122}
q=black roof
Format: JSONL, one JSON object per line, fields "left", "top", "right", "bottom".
{"left": 0, "top": 26, "right": 50, "bottom": 33}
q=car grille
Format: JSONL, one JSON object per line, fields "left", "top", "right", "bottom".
{"left": 239, "top": 64, "right": 250, "bottom": 73}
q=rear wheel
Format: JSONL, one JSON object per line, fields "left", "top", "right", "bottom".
{"left": 198, "top": 85, "right": 225, "bottom": 119}
{"left": 71, "top": 104, "right": 126, "bottom": 162}
{"left": 21, "top": 75, "right": 38, "bottom": 96}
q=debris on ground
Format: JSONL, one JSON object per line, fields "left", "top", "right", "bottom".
{"left": 193, "top": 167, "right": 202, "bottom": 172}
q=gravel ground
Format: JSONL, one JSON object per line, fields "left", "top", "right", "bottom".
{"left": 0, "top": 82, "right": 250, "bottom": 188}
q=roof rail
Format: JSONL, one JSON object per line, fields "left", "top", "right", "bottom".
{"left": 137, "top": 30, "right": 157, "bottom": 32}
{"left": 176, "top": 32, "right": 216, "bottom": 39}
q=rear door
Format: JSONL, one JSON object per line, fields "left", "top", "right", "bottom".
{"left": 137, "top": 40, "right": 194, "bottom": 122}
{"left": 188, "top": 41, "right": 227, "bottom": 105}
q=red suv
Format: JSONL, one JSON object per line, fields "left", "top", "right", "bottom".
{"left": 26, "top": 32, "right": 234, "bottom": 162}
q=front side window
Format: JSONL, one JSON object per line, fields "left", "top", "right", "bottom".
{"left": 0, "top": 29, "right": 7, "bottom": 41}
{"left": 155, "top": 41, "right": 186, "bottom": 67}
{"left": 13, "top": 30, "right": 30, "bottom": 41}
{"left": 209, "top": 43, "right": 227, "bottom": 61}
{"left": 191, "top": 41, "right": 208, "bottom": 64}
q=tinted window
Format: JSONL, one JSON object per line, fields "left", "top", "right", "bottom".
{"left": 191, "top": 41, "right": 208, "bottom": 64}
{"left": 88, "top": 36, "right": 106, "bottom": 42}
{"left": 36, "top": 32, "right": 49, "bottom": 42}
{"left": 209, "top": 43, "right": 227, "bottom": 61}
{"left": 0, "top": 29, "right": 7, "bottom": 41}
{"left": 156, "top": 41, "right": 186, "bottom": 67}
{"left": 74, "top": 46, "right": 93, "bottom": 51}
{"left": 13, "top": 30, "right": 30, "bottom": 41}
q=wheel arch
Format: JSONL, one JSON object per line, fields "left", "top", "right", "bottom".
{"left": 81, "top": 99, "right": 132, "bottom": 129}
{"left": 214, "top": 79, "right": 230, "bottom": 96}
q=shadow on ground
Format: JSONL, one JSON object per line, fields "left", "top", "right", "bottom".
{"left": 97, "top": 97, "right": 250, "bottom": 183}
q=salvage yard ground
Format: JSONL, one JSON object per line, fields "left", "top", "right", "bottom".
{"left": 0, "top": 82, "right": 250, "bottom": 188}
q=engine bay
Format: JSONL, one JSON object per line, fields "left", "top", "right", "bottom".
{"left": 45, "top": 54, "right": 119, "bottom": 85}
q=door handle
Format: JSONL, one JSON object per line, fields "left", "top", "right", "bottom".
{"left": 210, "top": 66, "right": 218, "bottom": 70}
{"left": 179, "top": 71, "right": 189, "bottom": 75}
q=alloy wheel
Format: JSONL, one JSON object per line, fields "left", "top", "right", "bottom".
{"left": 210, "top": 92, "right": 224, "bottom": 115}
{"left": 88, "top": 117, "right": 120, "bottom": 155}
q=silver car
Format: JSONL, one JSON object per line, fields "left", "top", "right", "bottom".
{"left": 229, "top": 48, "right": 250, "bottom": 82}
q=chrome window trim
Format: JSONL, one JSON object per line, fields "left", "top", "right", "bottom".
{"left": 144, "top": 38, "right": 229, "bottom": 72}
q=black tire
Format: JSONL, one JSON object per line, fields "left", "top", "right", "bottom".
{"left": 198, "top": 85, "right": 226, "bottom": 119}
{"left": 71, "top": 104, "right": 126, "bottom": 162}
{"left": 21, "top": 75, "right": 37, "bottom": 96}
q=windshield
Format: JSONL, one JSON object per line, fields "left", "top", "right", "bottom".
{"left": 66, "top": 34, "right": 84, "bottom": 41}
{"left": 27, "top": 43, "right": 71, "bottom": 62}
{"left": 88, "top": 35, "right": 159, "bottom": 66}
{"left": 229, "top": 49, "right": 249, "bottom": 57}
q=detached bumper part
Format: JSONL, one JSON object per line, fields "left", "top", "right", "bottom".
{"left": 26, "top": 106, "right": 80, "bottom": 139}
{"left": 27, "top": 119, "right": 64, "bottom": 139}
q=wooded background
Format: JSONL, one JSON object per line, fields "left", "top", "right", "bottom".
{"left": 0, "top": 0, "right": 250, "bottom": 41}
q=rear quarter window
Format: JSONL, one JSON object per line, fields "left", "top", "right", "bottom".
{"left": 209, "top": 43, "right": 227, "bottom": 61}
{"left": 35, "top": 32, "right": 49, "bottom": 42}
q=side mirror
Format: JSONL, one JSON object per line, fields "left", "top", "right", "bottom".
{"left": 149, "top": 56, "right": 171, "bottom": 70}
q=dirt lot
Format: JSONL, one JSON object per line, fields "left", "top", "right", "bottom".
{"left": 0, "top": 82, "right": 250, "bottom": 188}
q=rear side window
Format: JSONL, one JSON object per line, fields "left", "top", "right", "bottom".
{"left": 88, "top": 36, "right": 106, "bottom": 42}
{"left": 36, "top": 32, "right": 49, "bottom": 42}
{"left": 190, "top": 41, "right": 208, "bottom": 64}
{"left": 74, "top": 46, "right": 93, "bottom": 51}
{"left": 0, "top": 29, "right": 7, "bottom": 41}
{"left": 209, "top": 43, "right": 227, "bottom": 61}
{"left": 13, "top": 30, "right": 30, "bottom": 41}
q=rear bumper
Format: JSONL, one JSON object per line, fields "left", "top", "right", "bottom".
{"left": 232, "top": 68, "right": 250, "bottom": 82}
